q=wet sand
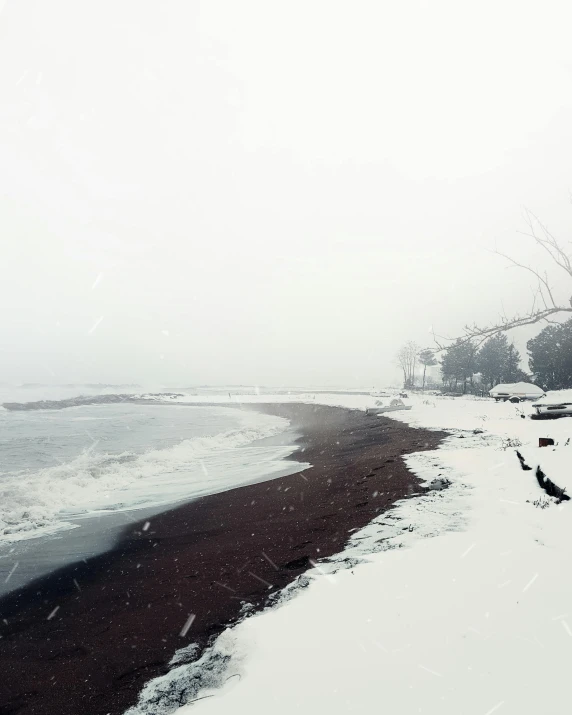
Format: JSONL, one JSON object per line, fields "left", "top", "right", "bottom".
{"left": 0, "top": 404, "right": 445, "bottom": 715}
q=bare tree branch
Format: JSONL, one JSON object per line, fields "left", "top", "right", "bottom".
{"left": 493, "top": 249, "right": 557, "bottom": 309}
{"left": 519, "top": 210, "right": 572, "bottom": 277}
{"left": 435, "top": 210, "right": 572, "bottom": 350}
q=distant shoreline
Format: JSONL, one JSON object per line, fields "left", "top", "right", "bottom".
{"left": 1, "top": 392, "right": 184, "bottom": 411}
{"left": 1, "top": 389, "right": 376, "bottom": 411}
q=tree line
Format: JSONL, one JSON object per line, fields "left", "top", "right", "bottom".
{"left": 397, "top": 317, "right": 572, "bottom": 392}
{"left": 440, "top": 333, "right": 527, "bottom": 393}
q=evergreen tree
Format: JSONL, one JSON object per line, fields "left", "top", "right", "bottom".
{"left": 477, "top": 334, "right": 508, "bottom": 390}
{"left": 477, "top": 333, "right": 528, "bottom": 390}
{"left": 476, "top": 334, "right": 526, "bottom": 390}
{"left": 418, "top": 349, "right": 437, "bottom": 391}
{"left": 441, "top": 340, "right": 477, "bottom": 393}
{"left": 527, "top": 319, "right": 572, "bottom": 389}
{"left": 505, "top": 344, "right": 528, "bottom": 383}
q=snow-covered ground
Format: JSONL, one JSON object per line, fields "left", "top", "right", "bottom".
{"left": 129, "top": 391, "right": 572, "bottom": 715}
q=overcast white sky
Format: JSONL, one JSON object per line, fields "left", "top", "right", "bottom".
{"left": 1, "top": 0, "right": 572, "bottom": 387}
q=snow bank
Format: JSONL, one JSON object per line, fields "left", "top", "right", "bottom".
{"left": 389, "top": 392, "right": 572, "bottom": 499}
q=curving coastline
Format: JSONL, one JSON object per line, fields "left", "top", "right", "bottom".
{"left": 0, "top": 403, "right": 445, "bottom": 715}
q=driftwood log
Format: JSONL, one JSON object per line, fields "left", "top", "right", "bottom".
{"left": 516, "top": 450, "right": 570, "bottom": 502}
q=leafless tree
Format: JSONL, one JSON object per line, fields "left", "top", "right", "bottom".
{"left": 434, "top": 210, "right": 572, "bottom": 350}
{"left": 396, "top": 341, "right": 420, "bottom": 387}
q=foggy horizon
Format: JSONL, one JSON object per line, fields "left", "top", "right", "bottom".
{"left": 2, "top": 0, "right": 572, "bottom": 387}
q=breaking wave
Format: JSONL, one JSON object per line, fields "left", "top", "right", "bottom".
{"left": 0, "top": 411, "right": 291, "bottom": 545}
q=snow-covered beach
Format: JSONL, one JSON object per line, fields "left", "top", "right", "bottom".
{"left": 4, "top": 1, "right": 572, "bottom": 714}
{"left": 3, "top": 389, "right": 572, "bottom": 715}
{"left": 127, "top": 391, "right": 572, "bottom": 715}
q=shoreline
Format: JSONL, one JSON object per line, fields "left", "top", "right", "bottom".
{"left": 0, "top": 404, "right": 445, "bottom": 715}
{"left": 0, "top": 421, "right": 304, "bottom": 598}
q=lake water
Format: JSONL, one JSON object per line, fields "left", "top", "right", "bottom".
{"left": 0, "top": 391, "right": 304, "bottom": 593}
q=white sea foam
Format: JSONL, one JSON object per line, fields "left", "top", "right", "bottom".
{"left": 0, "top": 410, "right": 296, "bottom": 546}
